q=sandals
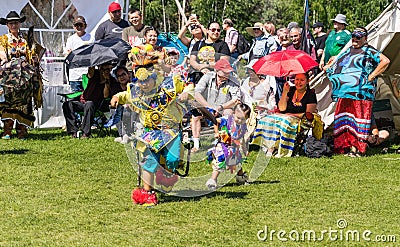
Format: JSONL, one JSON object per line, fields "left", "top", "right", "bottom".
{"left": 346, "top": 151, "right": 362, "bottom": 158}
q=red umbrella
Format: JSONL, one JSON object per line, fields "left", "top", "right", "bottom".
{"left": 252, "top": 50, "right": 318, "bottom": 77}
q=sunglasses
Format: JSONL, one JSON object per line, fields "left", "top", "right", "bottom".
{"left": 253, "top": 27, "right": 261, "bottom": 30}
{"left": 210, "top": 28, "right": 221, "bottom": 33}
{"left": 116, "top": 72, "right": 127, "bottom": 78}
{"left": 74, "top": 23, "right": 84, "bottom": 27}
{"left": 290, "top": 35, "right": 300, "bottom": 38}
{"left": 351, "top": 34, "right": 363, "bottom": 40}
{"left": 190, "top": 25, "right": 200, "bottom": 30}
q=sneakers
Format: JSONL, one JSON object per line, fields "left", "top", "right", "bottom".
{"left": 206, "top": 178, "right": 217, "bottom": 190}
{"left": 131, "top": 188, "right": 158, "bottom": 206}
{"left": 121, "top": 134, "right": 130, "bottom": 144}
{"left": 236, "top": 172, "right": 250, "bottom": 185}
{"left": 2, "top": 134, "right": 11, "bottom": 140}
{"left": 115, "top": 135, "right": 130, "bottom": 144}
{"left": 114, "top": 136, "right": 123, "bottom": 143}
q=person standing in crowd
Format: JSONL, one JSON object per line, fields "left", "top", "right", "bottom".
{"left": 320, "top": 14, "right": 351, "bottom": 69}
{"left": 240, "top": 22, "right": 277, "bottom": 65}
{"left": 286, "top": 27, "right": 316, "bottom": 61}
{"left": 0, "top": 11, "right": 44, "bottom": 140}
{"left": 311, "top": 21, "right": 327, "bottom": 65}
{"left": 264, "top": 21, "right": 279, "bottom": 49}
{"left": 112, "top": 66, "right": 136, "bottom": 144}
{"left": 222, "top": 18, "right": 239, "bottom": 59}
{"left": 122, "top": 8, "right": 149, "bottom": 47}
{"left": 325, "top": 27, "right": 390, "bottom": 157}
{"left": 178, "top": 14, "right": 206, "bottom": 54}
{"left": 122, "top": 8, "right": 149, "bottom": 72}
{"left": 64, "top": 16, "right": 94, "bottom": 92}
{"left": 189, "top": 21, "right": 230, "bottom": 83}
{"left": 95, "top": 2, "right": 129, "bottom": 40}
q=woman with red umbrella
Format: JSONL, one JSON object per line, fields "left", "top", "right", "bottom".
{"left": 252, "top": 73, "right": 318, "bottom": 157}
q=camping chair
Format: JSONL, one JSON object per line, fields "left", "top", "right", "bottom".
{"left": 58, "top": 74, "right": 111, "bottom": 137}
{"left": 292, "top": 112, "right": 324, "bottom": 156}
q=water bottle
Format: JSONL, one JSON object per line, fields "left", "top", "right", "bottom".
{"left": 0, "top": 86, "right": 5, "bottom": 103}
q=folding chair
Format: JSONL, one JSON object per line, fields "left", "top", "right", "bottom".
{"left": 292, "top": 112, "right": 324, "bottom": 156}
{"left": 58, "top": 74, "right": 111, "bottom": 137}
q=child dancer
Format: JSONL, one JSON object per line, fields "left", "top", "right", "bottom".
{"left": 111, "top": 47, "right": 193, "bottom": 205}
{"left": 206, "top": 103, "right": 251, "bottom": 190}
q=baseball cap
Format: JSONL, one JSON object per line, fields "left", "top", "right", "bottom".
{"left": 312, "top": 21, "right": 324, "bottom": 28}
{"left": 108, "top": 2, "right": 122, "bottom": 12}
{"left": 73, "top": 16, "right": 86, "bottom": 25}
{"left": 214, "top": 59, "right": 234, "bottom": 73}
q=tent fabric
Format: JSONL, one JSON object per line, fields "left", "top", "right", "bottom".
{"left": 312, "top": 0, "right": 400, "bottom": 131}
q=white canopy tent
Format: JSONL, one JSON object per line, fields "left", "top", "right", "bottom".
{"left": 0, "top": 0, "right": 129, "bottom": 128}
{"left": 311, "top": 0, "right": 400, "bottom": 131}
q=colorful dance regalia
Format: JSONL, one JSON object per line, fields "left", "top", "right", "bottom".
{"left": 326, "top": 45, "right": 382, "bottom": 153}
{"left": 115, "top": 68, "right": 193, "bottom": 174}
{"left": 0, "top": 31, "right": 44, "bottom": 127}
{"left": 207, "top": 115, "right": 247, "bottom": 172}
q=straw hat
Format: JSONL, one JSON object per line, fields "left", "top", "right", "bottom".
{"left": 245, "top": 22, "right": 265, "bottom": 37}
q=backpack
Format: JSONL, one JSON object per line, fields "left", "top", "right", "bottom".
{"left": 235, "top": 32, "right": 251, "bottom": 55}
{"left": 304, "top": 136, "right": 332, "bottom": 158}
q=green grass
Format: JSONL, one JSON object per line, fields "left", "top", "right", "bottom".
{"left": 1, "top": 128, "right": 400, "bottom": 246}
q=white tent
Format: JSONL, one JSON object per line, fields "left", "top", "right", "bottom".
{"left": 0, "top": 0, "right": 129, "bottom": 128}
{"left": 311, "top": 0, "right": 400, "bottom": 131}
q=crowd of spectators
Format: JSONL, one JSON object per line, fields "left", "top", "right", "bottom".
{"left": 0, "top": 3, "right": 398, "bottom": 205}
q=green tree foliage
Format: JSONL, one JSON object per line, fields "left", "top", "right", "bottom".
{"left": 129, "top": 0, "right": 391, "bottom": 35}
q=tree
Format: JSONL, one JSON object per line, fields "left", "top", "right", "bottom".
{"left": 129, "top": 0, "right": 390, "bottom": 34}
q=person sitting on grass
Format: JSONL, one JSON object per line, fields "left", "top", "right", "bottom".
{"left": 206, "top": 102, "right": 251, "bottom": 190}
{"left": 110, "top": 66, "right": 193, "bottom": 206}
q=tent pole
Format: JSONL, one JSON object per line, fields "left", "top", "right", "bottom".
{"left": 174, "top": 0, "right": 188, "bottom": 24}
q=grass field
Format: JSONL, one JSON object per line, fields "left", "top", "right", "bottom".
{"left": 1, "top": 128, "right": 400, "bottom": 246}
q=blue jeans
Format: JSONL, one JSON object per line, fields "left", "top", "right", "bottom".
{"left": 69, "top": 81, "right": 83, "bottom": 93}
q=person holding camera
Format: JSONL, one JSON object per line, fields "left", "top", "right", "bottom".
{"left": 177, "top": 14, "right": 207, "bottom": 55}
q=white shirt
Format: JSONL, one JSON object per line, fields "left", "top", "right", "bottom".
{"left": 64, "top": 33, "right": 94, "bottom": 81}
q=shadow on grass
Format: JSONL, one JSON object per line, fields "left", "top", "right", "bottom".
{"left": 0, "top": 149, "right": 29, "bottom": 155}
{"left": 28, "top": 129, "right": 66, "bottom": 140}
{"left": 223, "top": 180, "right": 280, "bottom": 188}
{"left": 159, "top": 180, "right": 280, "bottom": 203}
{"left": 160, "top": 190, "right": 249, "bottom": 203}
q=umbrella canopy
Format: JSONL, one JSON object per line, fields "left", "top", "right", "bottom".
{"left": 65, "top": 38, "right": 131, "bottom": 69}
{"left": 252, "top": 50, "right": 318, "bottom": 77}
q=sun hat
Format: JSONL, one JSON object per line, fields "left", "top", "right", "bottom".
{"left": 108, "top": 2, "right": 122, "bottom": 12}
{"left": 214, "top": 59, "right": 234, "bottom": 73}
{"left": 245, "top": 22, "right": 265, "bottom": 37}
{"left": 0, "top": 11, "right": 26, "bottom": 25}
{"left": 167, "top": 48, "right": 180, "bottom": 56}
{"left": 331, "top": 14, "right": 348, "bottom": 25}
